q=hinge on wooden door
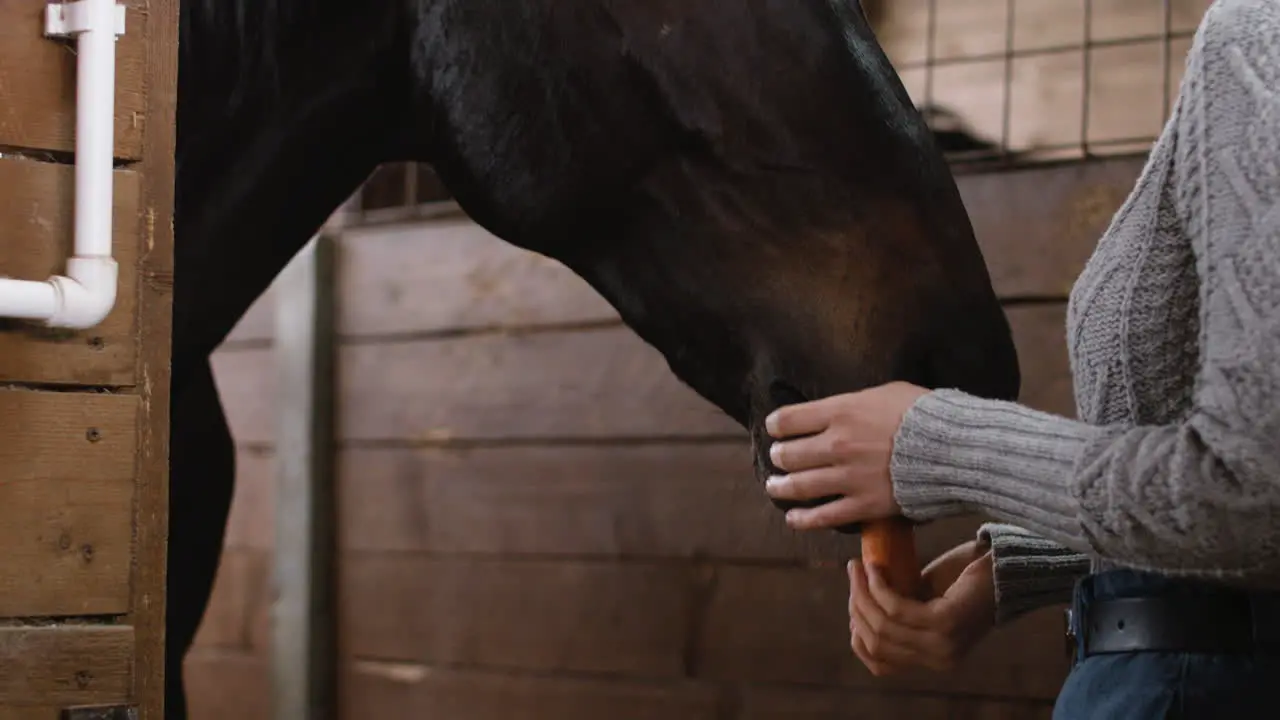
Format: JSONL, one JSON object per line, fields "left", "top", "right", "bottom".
{"left": 61, "top": 706, "right": 139, "bottom": 720}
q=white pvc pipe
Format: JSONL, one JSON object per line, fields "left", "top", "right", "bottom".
{"left": 0, "top": 0, "right": 125, "bottom": 329}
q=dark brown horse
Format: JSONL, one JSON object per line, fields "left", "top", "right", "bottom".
{"left": 171, "top": 0, "right": 1020, "bottom": 715}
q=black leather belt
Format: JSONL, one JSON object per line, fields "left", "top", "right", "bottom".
{"left": 1066, "top": 596, "right": 1280, "bottom": 659}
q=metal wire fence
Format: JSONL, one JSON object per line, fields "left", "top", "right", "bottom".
{"left": 881, "top": 0, "right": 1211, "bottom": 170}
{"left": 350, "top": 0, "right": 1213, "bottom": 222}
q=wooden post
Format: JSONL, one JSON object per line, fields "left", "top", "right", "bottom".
{"left": 0, "top": 0, "right": 178, "bottom": 716}
{"left": 271, "top": 231, "right": 338, "bottom": 720}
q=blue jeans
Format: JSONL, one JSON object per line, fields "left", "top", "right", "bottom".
{"left": 1054, "top": 569, "right": 1280, "bottom": 719}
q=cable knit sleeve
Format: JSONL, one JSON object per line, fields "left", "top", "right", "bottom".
{"left": 975, "top": 523, "right": 1092, "bottom": 624}
{"left": 887, "top": 0, "right": 1280, "bottom": 620}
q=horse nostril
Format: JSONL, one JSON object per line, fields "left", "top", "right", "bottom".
{"left": 768, "top": 379, "right": 807, "bottom": 409}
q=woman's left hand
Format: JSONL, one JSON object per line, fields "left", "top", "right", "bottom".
{"left": 849, "top": 540, "right": 996, "bottom": 676}
{"left": 764, "top": 381, "right": 929, "bottom": 531}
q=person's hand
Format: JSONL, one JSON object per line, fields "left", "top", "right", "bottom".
{"left": 764, "top": 382, "right": 929, "bottom": 530}
{"left": 848, "top": 539, "right": 996, "bottom": 676}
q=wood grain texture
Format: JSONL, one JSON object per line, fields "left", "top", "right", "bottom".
{"left": 0, "top": 159, "right": 141, "bottom": 386}
{"left": 217, "top": 444, "right": 985, "bottom": 566}
{"left": 344, "top": 664, "right": 719, "bottom": 720}
{"left": 0, "top": 706, "right": 60, "bottom": 720}
{"left": 341, "top": 556, "right": 693, "bottom": 678}
{"left": 0, "top": 392, "right": 137, "bottom": 618}
{"left": 183, "top": 650, "right": 270, "bottom": 720}
{"left": 0, "top": 0, "right": 147, "bottom": 158}
{"left": 0, "top": 626, "right": 132, "bottom": 707}
{"left": 223, "top": 450, "right": 275, "bottom": 551}
{"left": 131, "top": 0, "right": 182, "bottom": 714}
{"left": 335, "top": 445, "right": 991, "bottom": 563}
{"left": 337, "top": 218, "right": 614, "bottom": 337}
{"left": 696, "top": 565, "right": 1069, "bottom": 699}
{"left": 0, "top": 477, "right": 134, "bottom": 619}
{"left": 190, "top": 549, "right": 270, "bottom": 652}
{"left": 338, "top": 557, "right": 1068, "bottom": 700}
{"left": 338, "top": 326, "right": 742, "bottom": 442}
{"left": 211, "top": 348, "right": 278, "bottom": 445}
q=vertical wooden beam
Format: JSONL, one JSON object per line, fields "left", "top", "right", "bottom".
{"left": 271, "top": 232, "right": 338, "bottom": 720}
{"left": 134, "top": 0, "right": 181, "bottom": 717}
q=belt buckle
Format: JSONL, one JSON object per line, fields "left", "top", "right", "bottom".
{"left": 1064, "top": 607, "right": 1077, "bottom": 660}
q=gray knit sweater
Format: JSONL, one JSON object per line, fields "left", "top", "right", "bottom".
{"left": 889, "top": 0, "right": 1280, "bottom": 624}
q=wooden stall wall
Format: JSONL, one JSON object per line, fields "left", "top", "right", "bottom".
{"left": 185, "top": 294, "right": 276, "bottom": 718}
{"left": 187, "top": 1, "right": 1214, "bottom": 717}
{"left": 0, "top": 0, "right": 179, "bottom": 718}
{"left": 191, "top": 158, "right": 1146, "bottom": 720}
{"left": 323, "top": 161, "right": 1143, "bottom": 720}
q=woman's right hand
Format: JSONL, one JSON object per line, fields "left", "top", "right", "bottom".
{"left": 848, "top": 539, "right": 996, "bottom": 676}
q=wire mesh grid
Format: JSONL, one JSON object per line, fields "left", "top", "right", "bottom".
{"left": 349, "top": 0, "right": 1214, "bottom": 222}
{"left": 882, "top": 0, "right": 1212, "bottom": 171}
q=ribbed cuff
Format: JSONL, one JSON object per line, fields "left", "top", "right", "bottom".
{"left": 978, "top": 523, "right": 1093, "bottom": 625}
{"left": 888, "top": 389, "right": 1096, "bottom": 548}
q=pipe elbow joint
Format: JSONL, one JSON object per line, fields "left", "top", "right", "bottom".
{"left": 46, "top": 256, "right": 119, "bottom": 329}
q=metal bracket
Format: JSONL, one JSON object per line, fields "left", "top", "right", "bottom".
{"left": 44, "top": 0, "right": 127, "bottom": 38}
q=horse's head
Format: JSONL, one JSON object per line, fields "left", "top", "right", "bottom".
{"left": 417, "top": 0, "right": 1020, "bottom": 484}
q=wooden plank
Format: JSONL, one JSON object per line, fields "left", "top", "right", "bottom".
{"left": 131, "top": 0, "right": 182, "bottom": 714}
{"left": 211, "top": 348, "right": 278, "bottom": 445}
{"left": 223, "top": 449, "right": 275, "bottom": 551}
{"left": 0, "top": 476, "right": 135, "bottom": 619}
{"left": 336, "top": 326, "right": 742, "bottom": 442}
{"left": 0, "top": 0, "right": 147, "bottom": 158}
{"left": 337, "top": 218, "right": 615, "bottom": 337}
{"left": 340, "top": 559, "right": 1069, "bottom": 701}
{"left": 334, "top": 443, "right": 830, "bottom": 560}
{"left": 0, "top": 626, "right": 132, "bottom": 707}
{"left": 183, "top": 650, "right": 270, "bottom": 720}
{"left": 963, "top": 156, "right": 1145, "bottom": 300}
{"left": 272, "top": 234, "right": 337, "bottom": 720}
{"left": 336, "top": 445, "right": 993, "bottom": 564}
{"left": 0, "top": 158, "right": 141, "bottom": 386}
{"left": 740, "top": 686, "right": 1054, "bottom": 720}
{"left": 0, "top": 706, "right": 60, "bottom": 720}
{"left": 344, "top": 663, "right": 719, "bottom": 720}
{"left": 0, "top": 391, "right": 137, "bottom": 618}
{"left": 191, "top": 549, "right": 270, "bottom": 652}
{"left": 341, "top": 556, "right": 692, "bottom": 678}
{"left": 696, "top": 565, "right": 1069, "bottom": 699}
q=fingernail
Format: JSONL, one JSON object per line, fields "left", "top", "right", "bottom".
{"left": 765, "top": 475, "right": 785, "bottom": 491}
{"left": 769, "top": 442, "right": 782, "bottom": 464}
{"left": 765, "top": 411, "right": 779, "bottom": 434}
